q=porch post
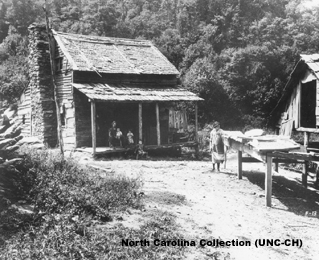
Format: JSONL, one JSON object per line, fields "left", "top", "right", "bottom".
{"left": 195, "top": 102, "right": 198, "bottom": 142}
{"left": 139, "top": 103, "right": 142, "bottom": 142}
{"left": 265, "top": 154, "right": 273, "bottom": 207}
{"left": 91, "top": 100, "right": 96, "bottom": 156}
{"left": 195, "top": 102, "right": 199, "bottom": 158}
{"left": 156, "top": 103, "right": 161, "bottom": 145}
{"left": 238, "top": 150, "right": 242, "bottom": 179}
{"left": 303, "top": 132, "right": 310, "bottom": 187}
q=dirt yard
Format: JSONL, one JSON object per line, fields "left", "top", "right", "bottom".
{"left": 81, "top": 151, "right": 319, "bottom": 260}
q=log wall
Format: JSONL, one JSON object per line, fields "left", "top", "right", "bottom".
{"left": 54, "top": 41, "right": 75, "bottom": 149}
{"left": 73, "top": 71, "right": 178, "bottom": 86}
{"left": 74, "top": 89, "right": 92, "bottom": 147}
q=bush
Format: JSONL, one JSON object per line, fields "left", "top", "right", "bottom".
{"left": 0, "top": 148, "right": 187, "bottom": 259}
{"left": 17, "top": 147, "right": 142, "bottom": 220}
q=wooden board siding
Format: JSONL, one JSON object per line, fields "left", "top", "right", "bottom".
{"left": 279, "top": 82, "right": 301, "bottom": 136}
{"left": 73, "top": 71, "right": 178, "bottom": 86}
{"left": 317, "top": 79, "right": 319, "bottom": 126}
{"left": 54, "top": 43, "right": 73, "bottom": 104}
{"left": 74, "top": 89, "right": 92, "bottom": 147}
{"left": 54, "top": 43, "right": 75, "bottom": 149}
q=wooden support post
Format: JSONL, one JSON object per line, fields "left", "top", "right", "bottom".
{"left": 303, "top": 161, "right": 308, "bottom": 188}
{"left": 304, "top": 132, "right": 310, "bottom": 149}
{"left": 275, "top": 161, "right": 279, "bottom": 172}
{"left": 156, "top": 103, "right": 161, "bottom": 145}
{"left": 91, "top": 100, "right": 96, "bottom": 156}
{"left": 303, "top": 132, "right": 310, "bottom": 188}
{"left": 266, "top": 155, "right": 273, "bottom": 207}
{"left": 139, "top": 103, "right": 142, "bottom": 142}
{"left": 195, "top": 103, "right": 198, "bottom": 142}
{"left": 224, "top": 145, "right": 227, "bottom": 169}
{"left": 238, "top": 150, "right": 242, "bottom": 179}
{"left": 194, "top": 102, "right": 199, "bottom": 158}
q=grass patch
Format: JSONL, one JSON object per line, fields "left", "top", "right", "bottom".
{"left": 16, "top": 147, "right": 142, "bottom": 218}
{"left": 0, "top": 148, "right": 187, "bottom": 259}
{"left": 1, "top": 210, "right": 186, "bottom": 259}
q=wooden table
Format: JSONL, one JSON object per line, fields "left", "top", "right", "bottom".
{"left": 223, "top": 132, "right": 316, "bottom": 207}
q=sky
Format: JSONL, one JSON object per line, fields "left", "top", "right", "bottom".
{"left": 303, "top": 0, "right": 319, "bottom": 8}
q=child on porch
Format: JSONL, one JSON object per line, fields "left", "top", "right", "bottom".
{"left": 135, "top": 141, "right": 148, "bottom": 159}
{"left": 127, "top": 130, "right": 134, "bottom": 146}
{"left": 108, "top": 121, "right": 117, "bottom": 148}
{"left": 116, "top": 128, "right": 123, "bottom": 147}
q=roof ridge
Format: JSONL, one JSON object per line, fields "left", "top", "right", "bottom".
{"left": 55, "top": 31, "right": 153, "bottom": 46}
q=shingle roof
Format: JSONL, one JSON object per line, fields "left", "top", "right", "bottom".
{"left": 52, "top": 30, "right": 179, "bottom": 75}
{"left": 271, "top": 53, "right": 319, "bottom": 116}
{"left": 73, "top": 83, "right": 203, "bottom": 102}
{"left": 300, "top": 54, "right": 319, "bottom": 79}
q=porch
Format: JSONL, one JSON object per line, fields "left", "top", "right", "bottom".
{"left": 75, "top": 141, "right": 198, "bottom": 157}
{"left": 72, "top": 83, "right": 203, "bottom": 156}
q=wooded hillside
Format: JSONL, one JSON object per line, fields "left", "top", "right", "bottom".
{"left": 0, "top": 0, "right": 318, "bottom": 129}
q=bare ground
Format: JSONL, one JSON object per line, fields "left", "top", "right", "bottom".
{"left": 82, "top": 151, "right": 319, "bottom": 260}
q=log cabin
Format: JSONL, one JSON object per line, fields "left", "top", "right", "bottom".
{"left": 18, "top": 23, "right": 203, "bottom": 155}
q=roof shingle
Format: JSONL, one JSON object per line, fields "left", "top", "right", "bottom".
{"left": 73, "top": 83, "right": 203, "bottom": 102}
{"left": 52, "top": 31, "right": 179, "bottom": 75}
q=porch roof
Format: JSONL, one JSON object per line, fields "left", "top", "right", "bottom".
{"left": 73, "top": 83, "right": 203, "bottom": 102}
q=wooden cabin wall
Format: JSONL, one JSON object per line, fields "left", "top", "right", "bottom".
{"left": 73, "top": 71, "right": 178, "bottom": 86}
{"left": 316, "top": 79, "right": 319, "bottom": 126}
{"left": 279, "top": 83, "right": 301, "bottom": 136}
{"left": 139, "top": 103, "right": 170, "bottom": 145}
{"left": 54, "top": 42, "right": 75, "bottom": 149}
{"left": 74, "top": 89, "right": 92, "bottom": 147}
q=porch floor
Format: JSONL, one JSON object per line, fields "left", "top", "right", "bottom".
{"left": 74, "top": 141, "right": 198, "bottom": 155}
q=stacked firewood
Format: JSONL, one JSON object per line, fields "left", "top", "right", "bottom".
{"left": 0, "top": 115, "right": 24, "bottom": 171}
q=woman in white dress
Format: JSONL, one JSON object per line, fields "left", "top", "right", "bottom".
{"left": 210, "top": 121, "right": 225, "bottom": 171}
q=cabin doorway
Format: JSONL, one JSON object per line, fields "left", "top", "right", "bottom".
{"left": 300, "top": 80, "right": 316, "bottom": 128}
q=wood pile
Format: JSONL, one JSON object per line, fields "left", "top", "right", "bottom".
{"left": 0, "top": 105, "right": 43, "bottom": 171}
{"left": 0, "top": 114, "right": 24, "bottom": 170}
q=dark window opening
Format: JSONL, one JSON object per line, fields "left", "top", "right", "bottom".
{"left": 60, "top": 104, "right": 66, "bottom": 127}
{"left": 301, "top": 80, "right": 316, "bottom": 128}
{"left": 22, "top": 115, "right": 25, "bottom": 124}
{"left": 55, "top": 57, "right": 63, "bottom": 72}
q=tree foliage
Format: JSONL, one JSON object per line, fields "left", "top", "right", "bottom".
{"left": 0, "top": 0, "right": 318, "bottom": 128}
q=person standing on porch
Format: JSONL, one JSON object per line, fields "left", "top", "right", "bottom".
{"left": 109, "top": 121, "right": 117, "bottom": 148}
{"left": 127, "top": 129, "right": 134, "bottom": 146}
{"left": 210, "top": 121, "right": 225, "bottom": 172}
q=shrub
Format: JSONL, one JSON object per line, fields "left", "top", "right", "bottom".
{"left": 16, "top": 147, "right": 142, "bottom": 220}
{"left": 0, "top": 148, "right": 187, "bottom": 259}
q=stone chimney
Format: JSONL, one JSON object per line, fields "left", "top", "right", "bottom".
{"left": 28, "top": 23, "right": 57, "bottom": 147}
